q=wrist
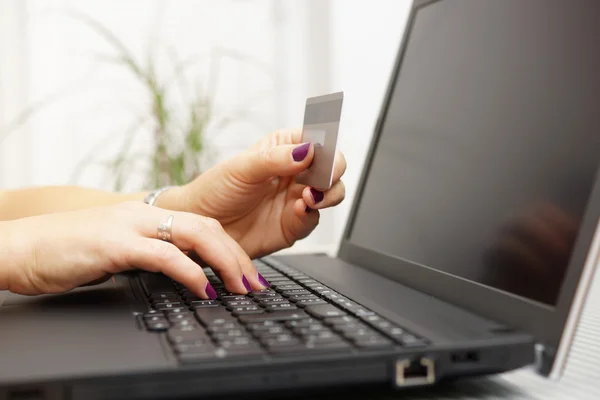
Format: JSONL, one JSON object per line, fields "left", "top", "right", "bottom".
{"left": 153, "top": 185, "right": 189, "bottom": 212}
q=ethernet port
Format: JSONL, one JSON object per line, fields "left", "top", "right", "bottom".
{"left": 395, "top": 357, "right": 436, "bottom": 387}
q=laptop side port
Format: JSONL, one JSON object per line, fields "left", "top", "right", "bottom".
{"left": 395, "top": 357, "right": 436, "bottom": 387}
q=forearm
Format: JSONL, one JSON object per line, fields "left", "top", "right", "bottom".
{"left": 0, "top": 186, "right": 149, "bottom": 220}
{"left": 0, "top": 220, "right": 30, "bottom": 291}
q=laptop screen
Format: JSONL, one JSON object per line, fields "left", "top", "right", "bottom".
{"left": 347, "top": 0, "right": 600, "bottom": 306}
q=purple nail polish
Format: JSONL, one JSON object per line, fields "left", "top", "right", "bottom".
{"left": 292, "top": 142, "right": 311, "bottom": 162}
{"left": 205, "top": 282, "right": 217, "bottom": 300}
{"left": 257, "top": 273, "right": 271, "bottom": 288}
{"left": 310, "top": 188, "right": 324, "bottom": 204}
{"left": 242, "top": 275, "right": 252, "bottom": 292}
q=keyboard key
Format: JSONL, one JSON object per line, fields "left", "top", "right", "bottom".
{"left": 304, "top": 283, "right": 329, "bottom": 291}
{"left": 195, "top": 307, "right": 236, "bottom": 326}
{"left": 223, "top": 300, "right": 254, "bottom": 307}
{"left": 167, "top": 328, "right": 208, "bottom": 345}
{"left": 295, "top": 298, "right": 327, "bottom": 307}
{"left": 247, "top": 288, "right": 276, "bottom": 295}
{"left": 264, "top": 303, "right": 297, "bottom": 312}
{"left": 219, "top": 336, "right": 254, "bottom": 347}
{"left": 149, "top": 293, "right": 179, "bottom": 301}
{"left": 144, "top": 314, "right": 168, "bottom": 323}
{"left": 212, "top": 330, "right": 250, "bottom": 341}
{"left": 343, "top": 328, "right": 380, "bottom": 340}
{"left": 284, "top": 318, "right": 318, "bottom": 329}
{"left": 173, "top": 342, "right": 213, "bottom": 353}
{"left": 257, "top": 297, "right": 289, "bottom": 306}
{"left": 304, "top": 331, "right": 342, "bottom": 344}
{"left": 155, "top": 302, "right": 184, "bottom": 310}
{"left": 296, "top": 278, "right": 317, "bottom": 284}
{"left": 292, "top": 324, "right": 327, "bottom": 336}
{"left": 146, "top": 321, "right": 170, "bottom": 331}
{"left": 353, "top": 335, "right": 393, "bottom": 349}
{"left": 314, "top": 290, "right": 334, "bottom": 297}
{"left": 250, "top": 325, "right": 289, "bottom": 337}
{"left": 167, "top": 313, "right": 191, "bottom": 322}
{"left": 246, "top": 321, "right": 278, "bottom": 331}
{"left": 269, "top": 280, "right": 296, "bottom": 288}
{"left": 206, "top": 322, "right": 241, "bottom": 333}
{"left": 274, "top": 284, "right": 304, "bottom": 292}
{"left": 305, "top": 304, "right": 347, "bottom": 319}
{"left": 248, "top": 289, "right": 278, "bottom": 298}
{"left": 231, "top": 306, "right": 264, "bottom": 316}
{"left": 287, "top": 294, "right": 319, "bottom": 301}
{"left": 360, "top": 315, "right": 382, "bottom": 323}
{"left": 264, "top": 277, "right": 293, "bottom": 283}
{"left": 165, "top": 308, "right": 190, "bottom": 316}
{"left": 189, "top": 300, "right": 220, "bottom": 308}
{"left": 330, "top": 323, "right": 369, "bottom": 334}
{"left": 306, "top": 342, "right": 351, "bottom": 351}
{"left": 371, "top": 320, "right": 394, "bottom": 330}
{"left": 347, "top": 306, "right": 375, "bottom": 317}
{"left": 172, "top": 318, "right": 200, "bottom": 329}
{"left": 281, "top": 289, "right": 311, "bottom": 297}
{"left": 238, "top": 310, "right": 309, "bottom": 323}
{"left": 262, "top": 334, "right": 301, "bottom": 348}
{"left": 327, "top": 293, "right": 348, "bottom": 302}
{"left": 220, "top": 295, "right": 247, "bottom": 301}
{"left": 323, "top": 316, "right": 358, "bottom": 326}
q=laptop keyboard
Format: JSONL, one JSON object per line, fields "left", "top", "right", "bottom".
{"left": 139, "top": 259, "right": 429, "bottom": 364}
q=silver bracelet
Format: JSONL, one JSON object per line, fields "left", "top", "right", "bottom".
{"left": 143, "top": 186, "right": 175, "bottom": 206}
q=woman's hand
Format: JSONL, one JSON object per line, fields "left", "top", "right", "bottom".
{"left": 167, "top": 129, "right": 347, "bottom": 259}
{"left": 0, "top": 202, "right": 265, "bottom": 296}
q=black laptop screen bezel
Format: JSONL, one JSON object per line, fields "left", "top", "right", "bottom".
{"left": 338, "top": 0, "right": 600, "bottom": 356}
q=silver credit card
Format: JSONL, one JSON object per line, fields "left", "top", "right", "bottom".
{"left": 295, "top": 91, "right": 344, "bottom": 190}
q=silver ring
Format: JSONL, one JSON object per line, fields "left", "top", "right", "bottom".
{"left": 158, "top": 215, "right": 174, "bottom": 242}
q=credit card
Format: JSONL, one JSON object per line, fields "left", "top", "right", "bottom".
{"left": 295, "top": 91, "right": 344, "bottom": 190}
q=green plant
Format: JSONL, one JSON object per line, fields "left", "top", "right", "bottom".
{"left": 0, "top": 11, "right": 274, "bottom": 191}
{"left": 69, "top": 12, "right": 273, "bottom": 191}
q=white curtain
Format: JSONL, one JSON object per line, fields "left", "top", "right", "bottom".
{"left": 0, "top": 0, "right": 412, "bottom": 255}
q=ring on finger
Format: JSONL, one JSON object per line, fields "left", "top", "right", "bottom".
{"left": 158, "top": 215, "right": 174, "bottom": 242}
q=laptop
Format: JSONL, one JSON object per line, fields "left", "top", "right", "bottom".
{"left": 1, "top": 0, "right": 599, "bottom": 398}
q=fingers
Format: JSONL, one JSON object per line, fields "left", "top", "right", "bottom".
{"left": 217, "top": 231, "right": 267, "bottom": 291}
{"left": 134, "top": 206, "right": 255, "bottom": 294}
{"left": 170, "top": 213, "right": 255, "bottom": 294}
{"left": 332, "top": 150, "right": 347, "bottom": 183}
{"left": 303, "top": 180, "right": 346, "bottom": 210}
{"left": 290, "top": 198, "right": 320, "bottom": 241}
{"left": 127, "top": 238, "right": 215, "bottom": 299}
{"left": 229, "top": 142, "right": 315, "bottom": 184}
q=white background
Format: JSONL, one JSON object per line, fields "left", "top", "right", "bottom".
{"left": 0, "top": 0, "right": 411, "bottom": 254}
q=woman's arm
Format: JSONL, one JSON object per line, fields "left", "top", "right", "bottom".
{"left": 0, "top": 202, "right": 266, "bottom": 296}
{"left": 0, "top": 186, "right": 184, "bottom": 220}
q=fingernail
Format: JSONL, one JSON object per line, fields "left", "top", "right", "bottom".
{"left": 242, "top": 275, "right": 252, "bottom": 292}
{"left": 310, "top": 188, "right": 324, "bottom": 204}
{"left": 205, "top": 282, "right": 217, "bottom": 300}
{"left": 292, "top": 142, "right": 311, "bottom": 162}
{"left": 257, "top": 273, "right": 271, "bottom": 288}
{"left": 305, "top": 206, "right": 312, "bottom": 213}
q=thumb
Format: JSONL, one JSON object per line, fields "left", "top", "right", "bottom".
{"left": 228, "top": 142, "right": 314, "bottom": 184}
